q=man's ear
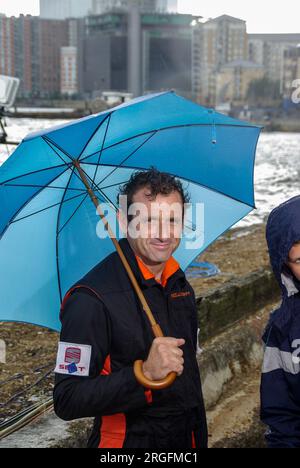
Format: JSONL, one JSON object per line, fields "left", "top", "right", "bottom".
{"left": 117, "top": 209, "right": 128, "bottom": 236}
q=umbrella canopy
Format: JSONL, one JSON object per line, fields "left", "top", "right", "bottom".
{"left": 0, "top": 90, "right": 262, "bottom": 331}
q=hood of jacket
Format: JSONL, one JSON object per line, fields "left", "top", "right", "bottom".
{"left": 266, "top": 195, "right": 300, "bottom": 298}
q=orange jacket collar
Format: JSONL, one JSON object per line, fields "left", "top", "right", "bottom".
{"left": 135, "top": 254, "right": 180, "bottom": 288}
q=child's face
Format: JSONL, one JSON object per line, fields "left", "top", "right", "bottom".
{"left": 287, "top": 243, "right": 300, "bottom": 281}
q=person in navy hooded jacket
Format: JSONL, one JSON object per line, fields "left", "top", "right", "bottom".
{"left": 261, "top": 195, "right": 300, "bottom": 448}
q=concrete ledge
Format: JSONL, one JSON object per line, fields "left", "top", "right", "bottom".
{"left": 197, "top": 268, "right": 280, "bottom": 341}
{"left": 0, "top": 414, "right": 93, "bottom": 448}
{"left": 199, "top": 305, "right": 273, "bottom": 409}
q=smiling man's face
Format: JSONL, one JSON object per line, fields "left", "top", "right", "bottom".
{"left": 122, "top": 186, "right": 184, "bottom": 267}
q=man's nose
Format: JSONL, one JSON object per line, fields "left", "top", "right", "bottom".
{"left": 157, "top": 219, "right": 172, "bottom": 239}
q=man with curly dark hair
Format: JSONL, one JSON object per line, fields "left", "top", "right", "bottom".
{"left": 53, "top": 166, "right": 208, "bottom": 449}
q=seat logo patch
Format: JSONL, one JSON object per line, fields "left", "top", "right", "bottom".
{"left": 54, "top": 342, "right": 91, "bottom": 376}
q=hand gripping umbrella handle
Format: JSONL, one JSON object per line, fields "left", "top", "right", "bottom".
{"left": 74, "top": 160, "right": 177, "bottom": 391}
{"left": 133, "top": 360, "right": 177, "bottom": 390}
{"left": 133, "top": 323, "right": 177, "bottom": 390}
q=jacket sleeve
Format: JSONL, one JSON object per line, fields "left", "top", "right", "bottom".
{"left": 260, "top": 322, "right": 300, "bottom": 448}
{"left": 53, "top": 288, "right": 150, "bottom": 421}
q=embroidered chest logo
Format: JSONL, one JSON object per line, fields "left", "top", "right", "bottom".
{"left": 170, "top": 291, "right": 191, "bottom": 299}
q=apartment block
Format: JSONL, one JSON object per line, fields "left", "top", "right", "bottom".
{"left": 216, "top": 60, "right": 265, "bottom": 105}
{"left": 248, "top": 33, "right": 300, "bottom": 92}
{"left": 192, "top": 15, "right": 248, "bottom": 105}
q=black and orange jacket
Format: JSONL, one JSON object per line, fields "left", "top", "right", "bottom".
{"left": 53, "top": 237, "right": 208, "bottom": 449}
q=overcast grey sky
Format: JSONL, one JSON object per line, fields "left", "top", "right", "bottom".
{"left": 0, "top": 0, "right": 299, "bottom": 33}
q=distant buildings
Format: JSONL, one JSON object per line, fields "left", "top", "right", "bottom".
{"left": 40, "top": 0, "right": 176, "bottom": 18}
{"left": 92, "top": 0, "right": 169, "bottom": 14}
{"left": 0, "top": 14, "right": 40, "bottom": 97}
{"left": 216, "top": 60, "right": 265, "bottom": 106}
{"left": 84, "top": 11, "right": 196, "bottom": 98}
{"left": 283, "top": 45, "right": 300, "bottom": 103}
{"left": 39, "top": 19, "right": 68, "bottom": 97}
{"left": 0, "top": 15, "right": 16, "bottom": 77}
{"left": 248, "top": 33, "right": 300, "bottom": 93}
{"left": 165, "top": 0, "right": 178, "bottom": 13}
{"left": 192, "top": 15, "right": 249, "bottom": 105}
{"left": 39, "top": 0, "right": 94, "bottom": 20}
{"left": 61, "top": 46, "right": 78, "bottom": 96}
{"left": 0, "top": 7, "right": 299, "bottom": 107}
{"left": 192, "top": 17, "right": 300, "bottom": 107}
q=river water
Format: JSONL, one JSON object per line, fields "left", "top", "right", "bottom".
{"left": 1, "top": 117, "right": 300, "bottom": 231}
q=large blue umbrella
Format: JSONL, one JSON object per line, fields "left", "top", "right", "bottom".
{"left": 0, "top": 91, "right": 262, "bottom": 333}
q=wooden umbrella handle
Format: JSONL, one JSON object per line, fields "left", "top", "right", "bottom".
{"left": 133, "top": 360, "right": 177, "bottom": 390}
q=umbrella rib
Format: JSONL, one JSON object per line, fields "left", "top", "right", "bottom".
{"left": 56, "top": 165, "right": 77, "bottom": 303}
{"left": 57, "top": 167, "right": 121, "bottom": 237}
{"left": 78, "top": 165, "right": 119, "bottom": 211}
{"left": 2, "top": 183, "right": 86, "bottom": 192}
{"left": 42, "top": 136, "right": 99, "bottom": 193}
{"left": 42, "top": 136, "right": 75, "bottom": 168}
{"left": 0, "top": 163, "right": 67, "bottom": 186}
{"left": 93, "top": 185, "right": 118, "bottom": 211}
{"left": 78, "top": 113, "right": 111, "bottom": 160}
{"left": 9, "top": 192, "right": 87, "bottom": 226}
{"left": 57, "top": 166, "right": 108, "bottom": 237}
{"left": 82, "top": 162, "right": 256, "bottom": 210}
{"left": 80, "top": 130, "right": 156, "bottom": 165}
{"left": 57, "top": 193, "right": 89, "bottom": 236}
{"left": 0, "top": 166, "right": 71, "bottom": 241}
{"left": 43, "top": 136, "right": 74, "bottom": 162}
{"left": 90, "top": 114, "right": 111, "bottom": 189}
{"left": 100, "top": 180, "right": 130, "bottom": 191}
{"left": 83, "top": 131, "right": 157, "bottom": 189}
